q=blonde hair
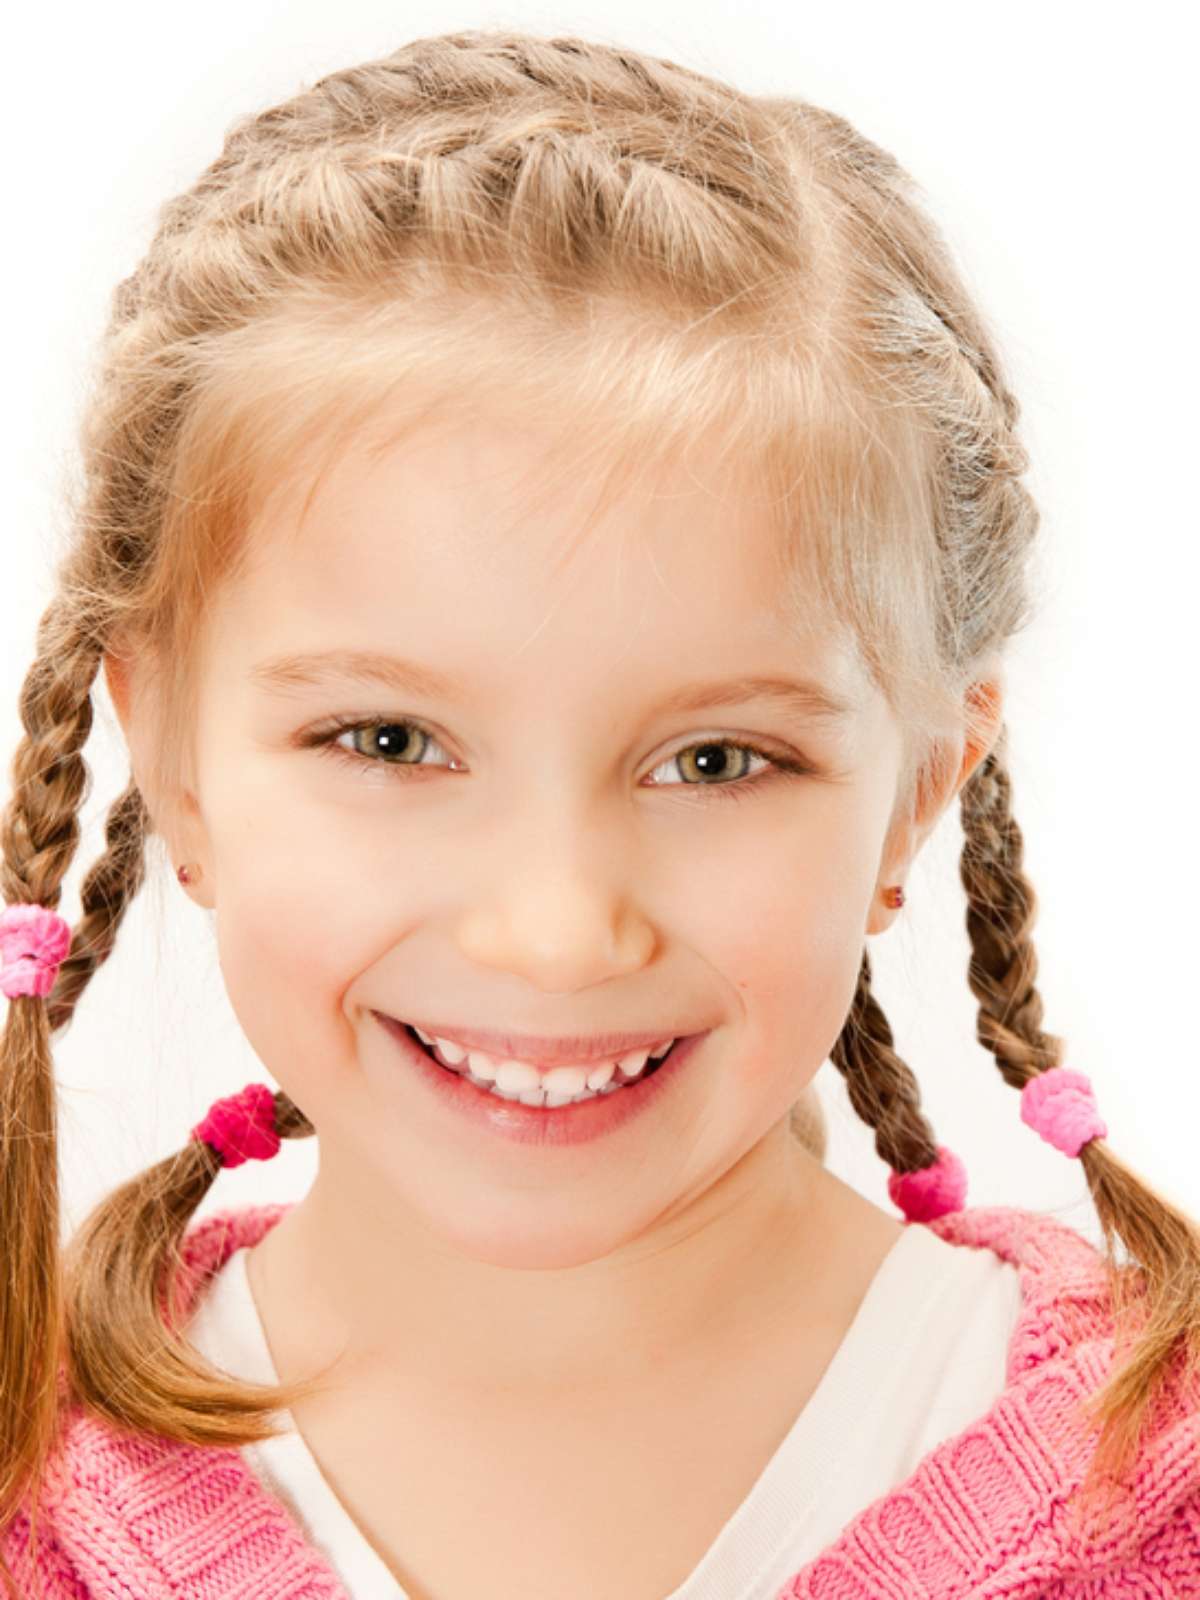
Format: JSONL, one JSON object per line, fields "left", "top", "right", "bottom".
{"left": 3, "top": 29, "right": 1197, "bottom": 1594}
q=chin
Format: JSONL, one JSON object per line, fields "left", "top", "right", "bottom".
{"left": 424, "top": 1202, "right": 639, "bottom": 1273}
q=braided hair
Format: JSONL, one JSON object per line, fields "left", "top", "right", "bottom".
{"left": 3, "top": 31, "right": 1197, "bottom": 1594}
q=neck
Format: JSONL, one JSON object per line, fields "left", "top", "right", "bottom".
{"left": 244, "top": 1126, "right": 903, "bottom": 1401}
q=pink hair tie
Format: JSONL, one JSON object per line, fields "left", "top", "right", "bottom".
{"left": 190, "top": 1082, "right": 281, "bottom": 1168}
{"left": 1020, "top": 1066, "right": 1106, "bottom": 1157}
{"left": 0, "top": 902, "right": 73, "bottom": 999}
{"left": 888, "top": 1144, "right": 968, "bottom": 1223}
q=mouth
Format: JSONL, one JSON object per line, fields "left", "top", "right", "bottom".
{"left": 374, "top": 1011, "right": 708, "bottom": 1145}
{"left": 404, "top": 1024, "right": 681, "bottom": 1100}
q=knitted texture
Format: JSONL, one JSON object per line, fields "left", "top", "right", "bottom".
{"left": 6, "top": 1202, "right": 1200, "bottom": 1597}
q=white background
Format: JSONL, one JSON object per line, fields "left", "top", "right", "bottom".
{"left": 1, "top": 1, "right": 1195, "bottom": 1250}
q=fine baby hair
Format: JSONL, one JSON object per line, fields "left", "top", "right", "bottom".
{"left": 2, "top": 27, "right": 1199, "bottom": 1594}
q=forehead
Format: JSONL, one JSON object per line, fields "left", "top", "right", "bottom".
{"left": 229, "top": 403, "right": 870, "bottom": 705}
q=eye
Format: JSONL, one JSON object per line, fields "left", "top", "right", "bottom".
{"left": 646, "top": 739, "right": 815, "bottom": 802}
{"left": 300, "top": 716, "right": 816, "bottom": 801}
{"left": 303, "top": 715, "right": 452, "bottom": 776}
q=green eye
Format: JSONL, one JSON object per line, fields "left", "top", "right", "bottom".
{"left": 302, "top": 716, "right": 816, "bottom": 800}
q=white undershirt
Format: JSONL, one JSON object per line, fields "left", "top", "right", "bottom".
{"left": 186, "top": 1220, "right": 1022, "bottom": 1598}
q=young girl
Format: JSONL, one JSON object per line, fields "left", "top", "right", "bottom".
{"left": 2, "top": 26, "right": 1198, "bottom": 1600}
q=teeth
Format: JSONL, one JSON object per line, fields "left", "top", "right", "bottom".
{"left": 415, "top": 1026, "right": 470, "bottom": 1064}
{"left": 412, "top": 1026, "right": 679, "bottom": 1097}
{"left": 585, "top": 1061, "right": 616, "bottom": 1091}
{"left": 425, "top": 1034, "right": 676, "bottom": 1077}
{"left": 492, "top": 1059, "right": 540, "bottom": 1094}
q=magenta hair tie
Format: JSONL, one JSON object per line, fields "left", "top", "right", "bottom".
{"left": 190, "top": 1082, "right": 281, "bottom": 1168}
{"left": 887, "top": 1144, "right": 968, "bottom": 1223}
{"left": 1020, "top": 1066, "right": 1106, "bottom": 1157}
{"left": 0, "top": 902, "right": 73, "bottom": 999}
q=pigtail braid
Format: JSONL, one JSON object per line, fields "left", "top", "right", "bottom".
{"left": 43, "top": 781, "right": 150, "bottom": 1036}
{"left": 0, "top": 604, "right": 112, "bottom": 1600}
{"left": 958, "top": 731, "right": 1063, "bottom": 1082}
{"left": 828, "top": 948, "right": 942, "bottom": 1176}
{"left": 0, "top": 596, "right": 320, "bottom": 1594}
{"left": 959, "top": 726, "right": 1200, "bottom": 1500}
{"left": 2, "top": 22, "right": 1194, "bottom": 1577}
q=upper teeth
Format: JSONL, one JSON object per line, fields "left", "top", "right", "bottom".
{"left": 413, "top": 1028, "right": 676, "bottom": 1094}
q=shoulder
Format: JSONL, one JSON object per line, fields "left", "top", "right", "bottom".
{"left": 2, "top": 1405, "right": 186, "bottom": 1598}
{"left": 785, "top": 1207, "right": 1200, "bottom": 1593}
{"left": 4, "top": 1203, "right": 299, "bottom": 1598}
{"left": 1037, "top": 1478, "right": 1200, "bottom": 1593}
{"left": 11, "top": 1379, "right": 325, "bottom": 1599}
{"left": 919, "top": 1203, "right": 1123, "bottom": 1373}
{"left": 0, "top": 1489, "right": 93, "bottom": 1597}
{"left": 169, "top": 1199, "right": 296, "bottom": 1325}
{"left": 934, "top": 1205, "right": 1200, "bottom": 1563}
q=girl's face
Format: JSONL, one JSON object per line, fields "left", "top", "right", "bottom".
{"left": 148, "top": 402, "right": 930, "bottom": 1272}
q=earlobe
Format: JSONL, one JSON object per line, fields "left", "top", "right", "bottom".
{"left": 172, "top": 862, "right": 215, "bottom": 909}
{"left": 168, "top": 791, "right": 216, "bottom": 908}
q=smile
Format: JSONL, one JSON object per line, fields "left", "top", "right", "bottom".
{"left": 404, "top": 1023, "right": 678, "bottom": 1107}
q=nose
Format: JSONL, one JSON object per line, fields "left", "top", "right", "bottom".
{"left": 454, "top": 828, "right": 657, "bottom": 994}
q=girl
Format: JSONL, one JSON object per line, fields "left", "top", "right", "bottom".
{"left": 2, "top": 27, "right": 1198, "bottom": 1600}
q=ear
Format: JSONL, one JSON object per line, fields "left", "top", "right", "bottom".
{"left": 866, "top": 674, "right": 1004, "bottom": 936}
{"left": 102, "top": 650, "right": 216, "bottom": 909}
{"left": 102, "top": 649, "right": 131, "bottom": 727}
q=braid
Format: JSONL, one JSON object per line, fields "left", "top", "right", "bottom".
{"left": 828, "top": 716, "right": 1200, "bottom": 1506}
{"left": 271, "top": 1090, "right": 317, "bottom": 1143}
{"left": 44, "top": 780, "right": 150, "bottom": 1035}
{"left": 828, "top": 948, "right": 941, "bottom": 1177}
{"left": 959, "top": 725, "right": 1200, "bottom": 1497}
{"left": 3, "top": 24, "right": 1197, "bottom": 1577}
{"left": 826, "top": 723, "right": 1062, "bottom": 1192}
{"left": 0, "top": 611, "right": 101, "bottom": 911}
{"left": 0, "top": 605, "right": 111, "bottom": 1598}
{"left": 958, "top": 729, "right": 1064, "bottom": 1086}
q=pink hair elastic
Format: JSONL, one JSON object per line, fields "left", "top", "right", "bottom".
{"left": 1019, "top": 1065, "right": 1107, "bottom": 1156}
{"left": 190, "top": 1082, "right": 282, "bottom": 1168}
{"left": 886, "top": 1065, "right": 1106, "bottom": 1224}
{"left": 888, "top": 1145, "right": 969, "bottom": 1223}
{"left": 0, "top": 902, "right": 73, "bottom": 999}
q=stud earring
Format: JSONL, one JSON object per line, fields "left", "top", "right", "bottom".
{"left": 177, "top": 863, "right": 201, "bottom": 886}
{"left": 882, "top": 885, "right": 905, "bottom": 909}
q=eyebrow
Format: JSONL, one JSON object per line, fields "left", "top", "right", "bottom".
{"left": 248, "top": 649, "right": 859, "bottom": 725}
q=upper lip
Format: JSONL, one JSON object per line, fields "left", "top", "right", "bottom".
{"left": 379, "top": 1013, "right": 693, "bottom": 1065}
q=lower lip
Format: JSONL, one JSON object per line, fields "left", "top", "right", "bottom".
{"left": 372, "top": 1013, "right": 708, "bottom": 1147}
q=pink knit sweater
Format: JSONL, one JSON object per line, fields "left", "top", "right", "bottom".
{"left": 5, "top": 1201, "right": 1200, "bottom": 1597}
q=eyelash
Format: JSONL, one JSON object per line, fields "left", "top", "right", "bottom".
{"left": 301, "top": 714, "right": 816, "bottom": 803}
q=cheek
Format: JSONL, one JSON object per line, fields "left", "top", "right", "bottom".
{"left": 688, "top": 813, "right": 877, "bottom": 1068}
{"left": 207, "top": 814, "right": 402, "bottom": 1093}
